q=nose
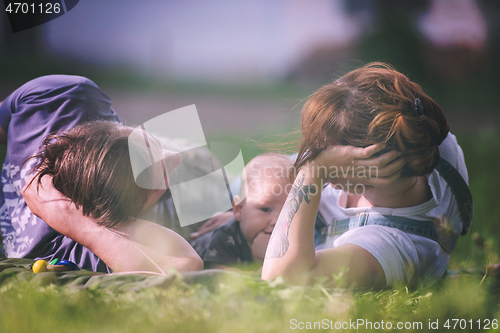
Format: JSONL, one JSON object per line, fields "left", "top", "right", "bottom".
{"left": 264, "top": 214, "right": 278, "bottom": 234}
{"left": 269, "top": 215, "right": 278, "bottom": 227}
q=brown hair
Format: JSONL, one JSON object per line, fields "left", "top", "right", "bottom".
{"left": 27, "top": 121, "right": 151, "bottom": 228}
{"left": 295, "top": 62, "right": 449, "bottom": 177}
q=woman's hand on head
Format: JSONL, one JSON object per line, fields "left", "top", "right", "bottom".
{"left": 314, "top": 144, "right": 405, "bottom": 187}
{"left": 22, "top": 174, "right": 93, "bottom": 239}
{"left": 22, "top": 175, "right": 204, "bottom": 274}
{"left": 22, "top": 175, "right": 69, "bottom": 219}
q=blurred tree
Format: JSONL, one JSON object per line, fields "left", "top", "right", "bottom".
{"left": 0, "top": 9, "right": 45, "bottom": 56}
{"left": 356, "top": 0, "right": 428, "bottom": 81}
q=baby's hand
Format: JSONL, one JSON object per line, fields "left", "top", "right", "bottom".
{"left": 251, "top": 231, "right": 272, "bottom": 263}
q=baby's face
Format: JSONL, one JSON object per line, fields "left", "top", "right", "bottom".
{"left": 234, "top": 177, "right": 290, "bottom": 262}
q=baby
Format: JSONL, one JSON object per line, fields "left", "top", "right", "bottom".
{"left": 202, "top": 153, "right": 293, "bottom": 270}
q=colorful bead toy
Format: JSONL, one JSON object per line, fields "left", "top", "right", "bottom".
{"left": 57, "top": 260, "right": 80, "bottom": 271}
{"left": 49, "top": 258, "right": 60, "bottom": 265}
{"left": 32, "top": 259, "right": 79, "bottom": 273}
{"left": 32, "top": 259, "right": 48, "bottom": 274}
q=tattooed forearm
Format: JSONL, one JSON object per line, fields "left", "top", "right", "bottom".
{"left": 266, "top": 174, "right": 316, "bottom": 258}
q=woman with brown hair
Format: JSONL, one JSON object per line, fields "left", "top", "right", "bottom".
{"left": 1, "top": 75, "right": 202, "bottom": 273}
{"left": 262, "top": 63, "right": 471, "bottom": 287}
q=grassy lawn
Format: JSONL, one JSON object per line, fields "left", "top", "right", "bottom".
{"left": 0, "top": 272, "right": 498, "bottom": 333}
{"left": 0, "top": 129, "right": 499, "bottom": 333}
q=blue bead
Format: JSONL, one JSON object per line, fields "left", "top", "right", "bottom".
{"left": 57, "top": 260, "right": 80, "bottom": 270}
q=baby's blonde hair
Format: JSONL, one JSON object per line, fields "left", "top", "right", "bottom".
{"left": 238, "top": 153, "right": 294, "bottom": 201}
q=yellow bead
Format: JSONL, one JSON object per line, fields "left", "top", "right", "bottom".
{"left": 33, "top": 260, "right": 48, "bottom": 274}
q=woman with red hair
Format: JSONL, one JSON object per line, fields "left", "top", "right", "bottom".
{"left": 262, "top": 63, "right": 471, "bottom": 287}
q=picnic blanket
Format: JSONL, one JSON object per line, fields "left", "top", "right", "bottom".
{"left": 1, "top": 258, "right": 487, "bottom": 294}
{"left": 0, "top": 258, "right": 237, "bottom": 292}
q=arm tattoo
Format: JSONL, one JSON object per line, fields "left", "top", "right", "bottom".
{"left": 266, "top": 174, "right": 316, "bottom": 259}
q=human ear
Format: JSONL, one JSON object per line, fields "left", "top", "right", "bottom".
{"left": 232, "top": 195, "right": 243, "bottom": 221}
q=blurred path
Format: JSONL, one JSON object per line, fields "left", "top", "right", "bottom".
{"left": 107, "top": 89, "right": 500, "bottom": 138}
{"left": 2, "top": 83, "right": 498, "bottom": 137}
{"left": 107, "top": 89, "right": 302, "bottom": 138}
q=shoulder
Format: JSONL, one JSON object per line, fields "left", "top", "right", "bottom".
{"left": 19, "top": 75, "right": 98, "bottom": 93}
{"left": 203, "top": 218, "right": 246, "bottom": 266}
{"left": 427, "top": 132, "right": 468, "bottom": 236}
{"left": 15, "top": 75, "right": 111, "bottom": 112}
{"left": 1, "top": 75, "right": 106, "bottom": 113}
{"left": 1, "top": 75, "right": 119, "bottom": 135}
{"left": 5, "top": 75, "right": 99, "bottom": 105}
{"left": 209, "top": 218, "right": 247, "bottom": 249}
{"left": 437, "top": 132, "right": 468, "bottom": 183}
{"left": 212, "top": 217, "right": 240, "bottom": 237}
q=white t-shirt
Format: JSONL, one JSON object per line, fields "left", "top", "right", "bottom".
{"left": 316, "top": 133, "right": 468, "bottom": 285}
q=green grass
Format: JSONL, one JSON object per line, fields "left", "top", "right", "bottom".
{"left": 0, "top": 273, "right": 498, "bottom": 332}
{"left": 1, "top": 130, "right": 499, "bottom": 333}
{"left": 449, "top": 131, "right": 500, "bottom": 269}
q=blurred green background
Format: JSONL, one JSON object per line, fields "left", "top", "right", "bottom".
{"left": 1, "top": 2, "right": 500, "bottom": 332}
{"left": 0, "top": 0, "right": 499, "bottom": 269}
{"left": 0, "top": 0, "right": 500, "bottom": 264}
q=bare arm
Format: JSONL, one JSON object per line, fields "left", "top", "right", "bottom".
{"left": 261, "top": 145, "right": 397, "bottom": 286}
{"left": 102, "top": 218, "right": 203, "bottom": 273}
{"left": 261, "top": 165, "right": 385, "bottom": 286}
{"left": 261, "top": 167, "right": 322, "bottom": 284}
{"left": 190, "top": 210, "right": 233, "bottom": 241}
{"left": 22, "top": 175, "right": 202, "bottom": 273}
